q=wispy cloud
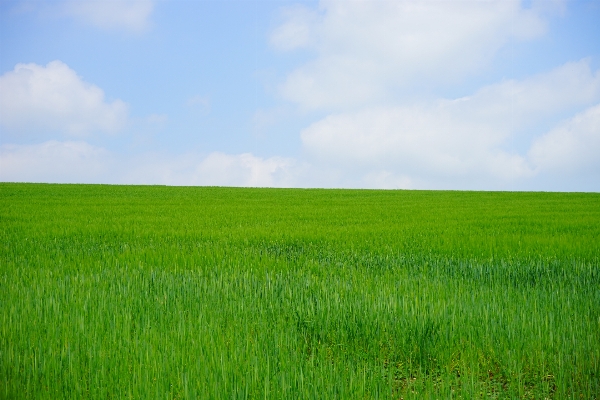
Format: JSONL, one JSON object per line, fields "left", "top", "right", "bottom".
{"left": 9, "top": 0, "right": 155, "bottom": 34}
{"left": 186, "top": 95, "right": 211, "bottom": 115}
{"left": 63, "top": 0, "right": 154, "bottom": 33}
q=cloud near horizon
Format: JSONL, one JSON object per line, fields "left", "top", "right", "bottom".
{"left": 0, "top": 141, "right": 301, "bottom": 188}
{"left": 300, "top": 60, "right": 600, "bottom": 185}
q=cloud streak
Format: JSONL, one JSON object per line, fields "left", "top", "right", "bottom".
{"left": 63, "top": 0, "right": 154, "bottom": 33}
{"left": 7, "top": 0, "right": 155, "bottom": 34}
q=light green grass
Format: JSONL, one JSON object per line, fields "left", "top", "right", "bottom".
{"left": 1, "top": 183, "right": 599, "bottom": 399}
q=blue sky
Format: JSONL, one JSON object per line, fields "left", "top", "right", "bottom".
{"left": 1, "top": 0, "right": 599, "bottom": 191}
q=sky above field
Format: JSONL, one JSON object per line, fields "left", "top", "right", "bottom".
{"left": 1, "top": 0, "right": 599, "bottom": 191}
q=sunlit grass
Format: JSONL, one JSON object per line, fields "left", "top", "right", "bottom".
{"left": 1, "top": 183, "right": 599, "bottom": 398}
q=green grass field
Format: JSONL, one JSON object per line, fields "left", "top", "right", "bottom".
{"left": 1, "top": 183, "right": 599, "bottom": 399}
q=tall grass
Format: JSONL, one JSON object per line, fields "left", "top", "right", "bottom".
{"left": 1, "top": 183, "right": 599, "bottom": 398}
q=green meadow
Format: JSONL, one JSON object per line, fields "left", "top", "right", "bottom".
{"left": 1, "top": 183, "right": 599, "bottom": 399}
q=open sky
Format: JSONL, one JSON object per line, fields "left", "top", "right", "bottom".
{"left": 1, "top": 0, "right": 599, "bottom": 191}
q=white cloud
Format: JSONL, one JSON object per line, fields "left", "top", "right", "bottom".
{"left": 186, "top": 95, "right": 211, "bottom": 115}
{"left": 199, "top": 153, "right": 288, "bottom": 187}
{"left": 0, "top": 141, "right": 113, "bottom": 183}
{"left": 529, "top": 103, "right": 600, "bottom": 174}
{"left": 301, "top": 105, "right": 533, "bottom": 183}
{"left": 357, "top": 170, "right": 414, "bottom": 190}
{"left": 146, "top": 114, "right": 168, "bottom": 125}
{"left": 0, "top": 141, "right": 301, "bottom": 187}
{"left": 301, "top": 60, "right": 600, "bottom": 187}
{"left": 267, "top": 0, "right": 600, "bottom": 190}
{"left": 269, "top": 1, "right": 598, "bottom": 190}
{"left": 0, "top": 61, "right": 129, "bottom": 139}
{"left": 64, "top": 0, "right": 154, "bottom": 33}
{"left": 270, "top": 5, "right": 319, "bottom": 51}
{"left": 272, "top": 0, "right": 551, "bottom": 110}
{"left": 126, "top": 152, "right": 300, "bottom": 187}
{"left": 464, "top": 59, "right": 600, "bottom": 128}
